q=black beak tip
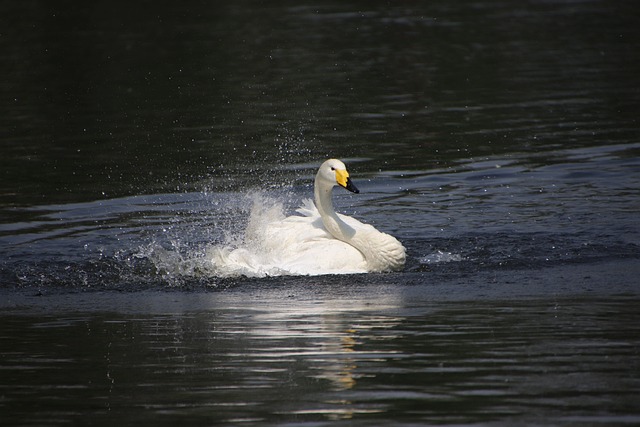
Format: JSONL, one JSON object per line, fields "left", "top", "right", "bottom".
{"left": 345, "top": 178, "right": 359, "bottom": 193}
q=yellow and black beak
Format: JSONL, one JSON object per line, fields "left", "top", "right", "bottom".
{"left": 335, "top": 169, "right": 360, "bottom": 194}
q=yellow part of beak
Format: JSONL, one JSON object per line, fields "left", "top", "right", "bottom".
{"left": 335, "top": 169, "right": 350, "bottom": 188}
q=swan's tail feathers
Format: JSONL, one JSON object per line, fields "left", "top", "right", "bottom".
{"left": 296, "top": 199, "right": 318, "bottom": 217}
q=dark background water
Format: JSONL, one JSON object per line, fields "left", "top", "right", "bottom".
{"left": 1, "top": 1, "right": 640, "bottom": 425}
{"left": 3, "top": 1, "right": 638, "bottom": 204}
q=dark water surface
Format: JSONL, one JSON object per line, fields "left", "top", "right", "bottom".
{"left": 1, "top": 0, "right": 639, "bottom": 425}
{"left": 2, "top": 278, "right": 640, "bottom": 426}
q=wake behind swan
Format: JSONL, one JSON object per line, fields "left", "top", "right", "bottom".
{"left": 208, "top": 159, "right": 406, "bottom": 277}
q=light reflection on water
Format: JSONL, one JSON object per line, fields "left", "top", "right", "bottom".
{"left": 2, "top": 292, "right": 639, "bottom": 425}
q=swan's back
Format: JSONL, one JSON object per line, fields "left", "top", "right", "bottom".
{"left": 297, "top": 199, "right": 405, "bottom": 271}
{"left": 213, "top": 199, "right": 367, "bottom": 276}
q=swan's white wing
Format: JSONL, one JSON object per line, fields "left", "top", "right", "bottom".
{"left": 336, "top": 213, "right": 406, "bottom": 272}
{"left": 263, "top": 207, "right": 367, "bottom": 274}
{"left": 295, "top": 198, "right": 318, "bottom": 218}
{"left": 211, "top": 199, "right": 367, "bottom": 277}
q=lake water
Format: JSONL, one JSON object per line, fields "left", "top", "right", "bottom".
{"left": 1, "top": 1, "right": 639, "bottom": 425}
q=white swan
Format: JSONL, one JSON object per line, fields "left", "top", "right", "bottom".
{"left": 210, "top": 159, "right": 406, "bottom": 277}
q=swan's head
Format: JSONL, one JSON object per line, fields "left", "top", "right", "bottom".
{"left": 317, "top": 159, "right": 359, "bottom": 193}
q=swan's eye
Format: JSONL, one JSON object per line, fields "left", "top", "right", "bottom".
{"left": 330, "top": 166, "right": 335, "bottom": 171}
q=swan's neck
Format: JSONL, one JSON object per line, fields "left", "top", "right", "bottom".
{"left": 314, "top": 178, "right": 355, "bottom": 241}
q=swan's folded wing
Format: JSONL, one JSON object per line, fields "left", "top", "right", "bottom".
{"left": 337, "top": 213, "right": 406, "bottom": 272}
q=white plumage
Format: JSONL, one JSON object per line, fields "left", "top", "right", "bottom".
{"left": 210, "top": 159, "right": 406, "bottom": 277}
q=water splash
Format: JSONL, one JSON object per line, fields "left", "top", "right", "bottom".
{"left": 205, "top": 194, "right": 290, "bottom": 278}
{"left": 420, "top": 250, "right": 463, "bottom": 265}
{"left": 138, "top": 192, "right": 302, "bottom": 280}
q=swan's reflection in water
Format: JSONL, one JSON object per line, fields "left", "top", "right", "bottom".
{"left": 4, "top": 291, "right": 639, "bottom": 425}
{"left": 217, "top": 292, "right": 405, "bottom": 420}
{"left": 330, "top": 331, "right": 357, "bottom": 391}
